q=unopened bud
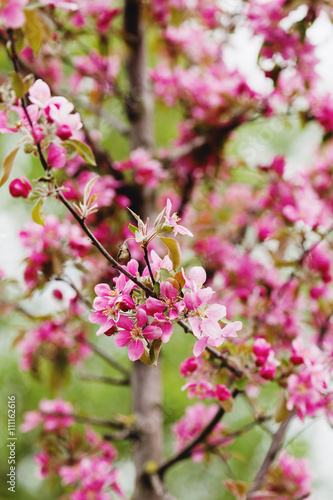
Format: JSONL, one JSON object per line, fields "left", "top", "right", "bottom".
{"left": 117, "top": 241, "right": 131, "bottom": 264}
{"left": 9, "top": 176, "right": 32, "bottom": 198}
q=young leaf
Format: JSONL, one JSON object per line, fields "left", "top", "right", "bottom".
{"left": 128, "top": 223, "right": 139, "bottom": 235}
{"left": 220, "top": 397, "right": 234, "bottom": 413}
{"left": 31, "top": 199, "right": 45, "bottom": 226}
{"left": 9, "top": 72, "right": 24, "bottom": 98}
{"left": 149, "top": 338, "right": 163, "bottom": 366}
{"left": 66, "top": 139, "right": 96, "bottom": 166}
{"left": 83, "top": 175, "right": 99, "bottom": 206}
{"left": 159, "top": 237, "right": 181, "bottom": 271}
{"left": 224, "top": 479, "right": 248, "bottom": 500}
{"left": 0, "top": 147, "right": 20, "bottom": 187}
{"left": 174, "top": 270, "right": 185, "bottom": 289}
{"left": 274, "top": 391, "right": 290, "bottom": 423}
{"left": 24, "top": 10, "right": 43, "bottom": 54}
{"left": 160, "top": 268, "right": 170, "bottom": 282}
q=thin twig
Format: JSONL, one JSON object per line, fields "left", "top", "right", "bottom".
{"left": 83, "top": 339, "right": 130, "bottom": 377}
{"left": 103, "top": 429, "right": 140, "bottom": 441}
{"left": 78, "top": 372, "right": 129, "bottom": 386}
{"left": 143, "top": 246, "right": 155, "bottom": 284}
{"left": 40, "top": 411, "right": 126, "bottom": 430}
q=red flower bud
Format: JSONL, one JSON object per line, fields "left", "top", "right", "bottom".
{"left": 56, "top": 124, "right": 72, "bottom": 141}
{"left": 9, "top": 177, "right": 32, "bottom": 198}
{"left": 216, "top": 384, "right": 232, "bottom": 402}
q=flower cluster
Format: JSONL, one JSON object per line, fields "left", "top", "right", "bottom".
{"left": 21, "top": 398, "right": 74, "bottom": 434}
{"left": 21, "top": 402, "right": 124, "bottom": 499}
{"left": 180, "top": 356, "right": 232, "bottom": 402}
{"left": 89, "top": 200, "right": 241, "bottom": 362}
{"left": 20, "top": 215, "right": 90, "bottom": 290}
{"left": 260, "top": 450, "right": 313, "bottom": 500}
{"left": 17, "top": 318, "right": 91, "bottom": 372}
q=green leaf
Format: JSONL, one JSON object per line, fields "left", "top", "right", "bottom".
{"left": 66, "top": 139, "right": 96, "bottom": 166}
{"left": 160, "top": 268, "right": 170, "bottom": 282}
{"left": 22, "top": 74, "right": 35, "bottom": 94}
{"left": 149, "top": 338, "right": 163, "bottom": 366}
{"left": 159, "top": 237, "right": 181, "bottom": 271}
{"left": 0, "top": 147, "right": 20, "bottom": 187}
{"left": 274, "top": 392, "right": 290, "bottom": 424}
{"left": 9, "top": 72, "right": 24, "bottom": 99}
{"left": 24, "top": 10, "right": 43, "bottom": 54}
{"left": 31, "top": 199, "right": 45, "bottom": 226}
{"left": 157, "top": 223, "right": 173, "bottom": 234}
{"left": 128, "top": 223, "right": 138, "bottom": 235}
{"left": 153, "top": 281, "right": 160, "bottom": 296}
{"left": 220, "top": 397, "right": 234, "bottom": 413}
{"left": 139, "top": 348, "right": 152, "bottom": 366}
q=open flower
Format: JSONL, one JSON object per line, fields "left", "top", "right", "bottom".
{"left": 114, "top": 308, "right": 162, "bottom": 361}
{"left": 165, "top": 198, "right": 193, "bottom": 237}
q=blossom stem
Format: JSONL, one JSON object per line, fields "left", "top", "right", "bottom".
{"left": 143, "top": 246, "right": 155, "bottom": 284}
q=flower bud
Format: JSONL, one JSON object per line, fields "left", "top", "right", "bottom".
{"left": 56, "top": 124, "right": 72, "bottom": 141}
{"left": 9, "top": 177, "right": 32, "bottom": 198}
{"left": 216, "top": 384, "right": 232, "bottom": 402}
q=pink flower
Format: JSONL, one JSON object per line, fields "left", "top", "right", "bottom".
{"left": 114, "top": 308, "right": 162, "bottom": 361}
{"left": 89, "top": 282, "right": 135, "bottom": 336}
{"left": 29, "top": 80, "right": 52, "bottom": 108}
{"left": 21, "top": 399, "right": 74, "bottom": 433}
{"left": 1, "top": 0, "right": 28, "bottom": 29}
{"left": 39, "top": 0, "right": 78, "bottom": 10}
{"left": 48, "top": 144, "right": 67, "bottom": 169}
{"left": 216, "top": 384, "right": 232, "bottom": 402}
{"left": 286, "top": 364, "right": 327, "bottom": 420}
{"left": 164, "top": 198, "right": 193, "bottom": 237}
{"left": 259, "top": 352, "right": 279, "bottom": 380}
{"left": 9, "top": 176, "right": 32, "bottom": 198}
{"left": 253, "top": 338, "right": 271, "bottom": 366}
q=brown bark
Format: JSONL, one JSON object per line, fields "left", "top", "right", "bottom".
{"left": 124, "top": 2, "right": 163, "bottom": 499}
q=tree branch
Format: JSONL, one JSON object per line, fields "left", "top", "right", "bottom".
{"left": 157, "top": 389, "right": 240, "bottom": 477}
{"left": 246, "top": 412, "right": 294, "bottom": 499}
{"left": 82, "top": 340, "right": 130, "bottom": 377}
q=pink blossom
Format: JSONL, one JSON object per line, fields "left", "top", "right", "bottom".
{"left": 165, "top": 198, "right": 193, "bottom": 237}
{"left": 114, "top": 308, "right": 162, "bottom": 361}
{"left": 115, "top": 148, "right": 166, "bottom": 188}
{"left": 216, "top": 384, "right": 232, "bottom": 402}
{"left": 21, "top": 399, "right": 74, "bottom": 433}
{"left": 48, "top": 143, "right": 67, "bottom": 169}
{"left": 0, "top": 0, "right": 28, "bottom": 29}
{"left": 29, "top": 80, "right": 52, "bottom": 109}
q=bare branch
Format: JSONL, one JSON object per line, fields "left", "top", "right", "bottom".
{"left": 78, "top": 372, "right": 130, "bottom": 386}
{"left": 82, "top": 339, "right": 130, "bottom": 378}
{"left": 157, "top": 389, "right": 240, "bottom": 477}
{"left": 246, "top": 412, "right": 294, "bottom": 499}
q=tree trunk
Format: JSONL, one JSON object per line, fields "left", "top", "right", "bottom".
{"left": 124, "top": 2, "right": 163, "bottom": 499}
